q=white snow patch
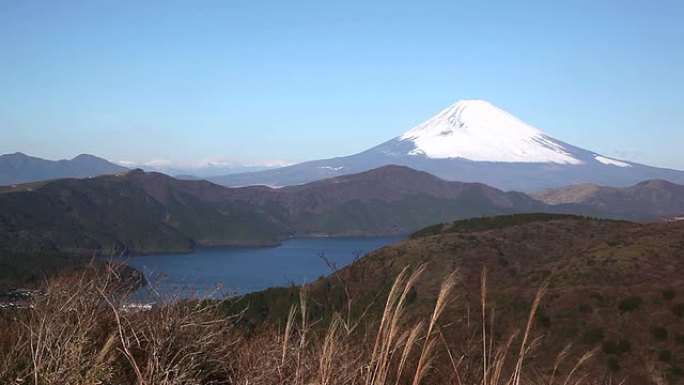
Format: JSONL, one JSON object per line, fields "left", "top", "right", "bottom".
{"left": 318, "top": 166, "right": 344, "bottom": 171}
{"left": 594, "top": 155, "right": 631, "bottom": 168}
{"left": 399, "top": 100, "right": 582, "bottom": 164}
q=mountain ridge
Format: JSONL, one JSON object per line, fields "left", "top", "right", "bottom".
{"left": 533, "top": 179, "right": 684, "bottom": 220}
{"left": 0, "top": 165, "right": 569, "bottom": 259}
{"left": 0, "top": 152, "right": 128, "bottom": 185}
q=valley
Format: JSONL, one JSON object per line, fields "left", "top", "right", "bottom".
{"left": 3, "top": 162, "right": 684, "bottom": 291}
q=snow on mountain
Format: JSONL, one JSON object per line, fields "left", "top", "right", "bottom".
{"left": 208, "top": 100, "right": 684, "bottom": 191}
{"left": 399, "top": 100, "right": 581, "bottom": 164}
{"left": 120, "top": 158, "right": 293, "bottom": 178}
{"left": 593, "top": 155, "right": 631, "bottom": 168}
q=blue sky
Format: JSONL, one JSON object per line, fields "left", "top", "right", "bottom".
{"left": 1, "top": 0, "right": 683, "bottom": 169}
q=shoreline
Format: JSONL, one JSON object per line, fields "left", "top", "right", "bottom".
{"left": 108, "top": 233, "right": 408, "bottom": 258}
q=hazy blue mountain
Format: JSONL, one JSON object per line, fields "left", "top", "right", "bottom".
{"left": 140, "top": 162, "right": 290, "bottom": 179}
{"left": 0, "top": 152, "right": 128, "bottom": 185}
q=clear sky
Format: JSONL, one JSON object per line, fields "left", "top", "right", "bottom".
{"left": 1, "top": 0, "right": 683, "bottom": 169}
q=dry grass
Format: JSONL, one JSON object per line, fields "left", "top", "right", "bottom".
{"left": 0, "top": 262, "right": 602, "bottom": 385}
{"left": 0, "top": 262, "right": 236, "bottom": 385}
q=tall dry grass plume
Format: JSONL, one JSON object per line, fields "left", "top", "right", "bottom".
{"left": 0, "top": 261, "right": 602, "bottom": 385}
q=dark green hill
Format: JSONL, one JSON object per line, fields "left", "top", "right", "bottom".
{"left": 0, "top": 171, "right": 280, "bottom": 257}
{"left": 0, "top": 166, "right": 561, "bottom": 258}
{"left": 271, "top": 165, "right": 554, "bottom": 235}
{"left": 0, "top": 171, "right": 280, "bottom": 288}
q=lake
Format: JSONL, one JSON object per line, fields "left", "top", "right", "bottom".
{"left": 113, "top": 236, "right": 403, "bottom": 300}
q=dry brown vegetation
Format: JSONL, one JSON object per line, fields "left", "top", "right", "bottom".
{"left": 0, "top": 262, "right": 607, "bottom": 385}
{"left": 306, "top": 216, "right": 684, "bottom": 385}
{"left": 4, "top": 216, "right": 684, "bottom": 384}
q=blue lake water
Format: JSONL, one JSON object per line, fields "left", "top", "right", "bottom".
{"left": 112, "top": 236, "right": 402, "bottom": 300}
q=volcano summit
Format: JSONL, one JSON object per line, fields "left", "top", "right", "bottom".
{"left": 210, "top": 100, "right": 684, "bottom": 191}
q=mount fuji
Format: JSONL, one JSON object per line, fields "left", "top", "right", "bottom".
{"left": 210, "top": 100, "right": 684, "bottom": 191}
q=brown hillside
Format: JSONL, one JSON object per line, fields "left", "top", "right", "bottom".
{"left": 533, "top": 179, "right": 684, "bottom": 220}
{"left": 248, "top": 215, "right": 684, "bottom": 384}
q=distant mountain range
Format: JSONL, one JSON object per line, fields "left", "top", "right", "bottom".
{"left": 533, "top": 179, "right": 684, "bottom": 220}
{"left": 208, "top": 100, "right": 684, "bottom": 191}
{"left": 0, "top": 152, "right": 127, "bottom": 185}
{"left": 5, "top": 100, "right": 683, "bottom": 192}
{"left": 0, "top": 152, "right": 294, "bottom": 185}
{"left": 133, "top": 161, "right": 291, "bottom": 179}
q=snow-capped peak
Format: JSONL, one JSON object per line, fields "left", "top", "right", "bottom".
{"left": 398, "top": 100, "right": 582, "bottom": 164}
